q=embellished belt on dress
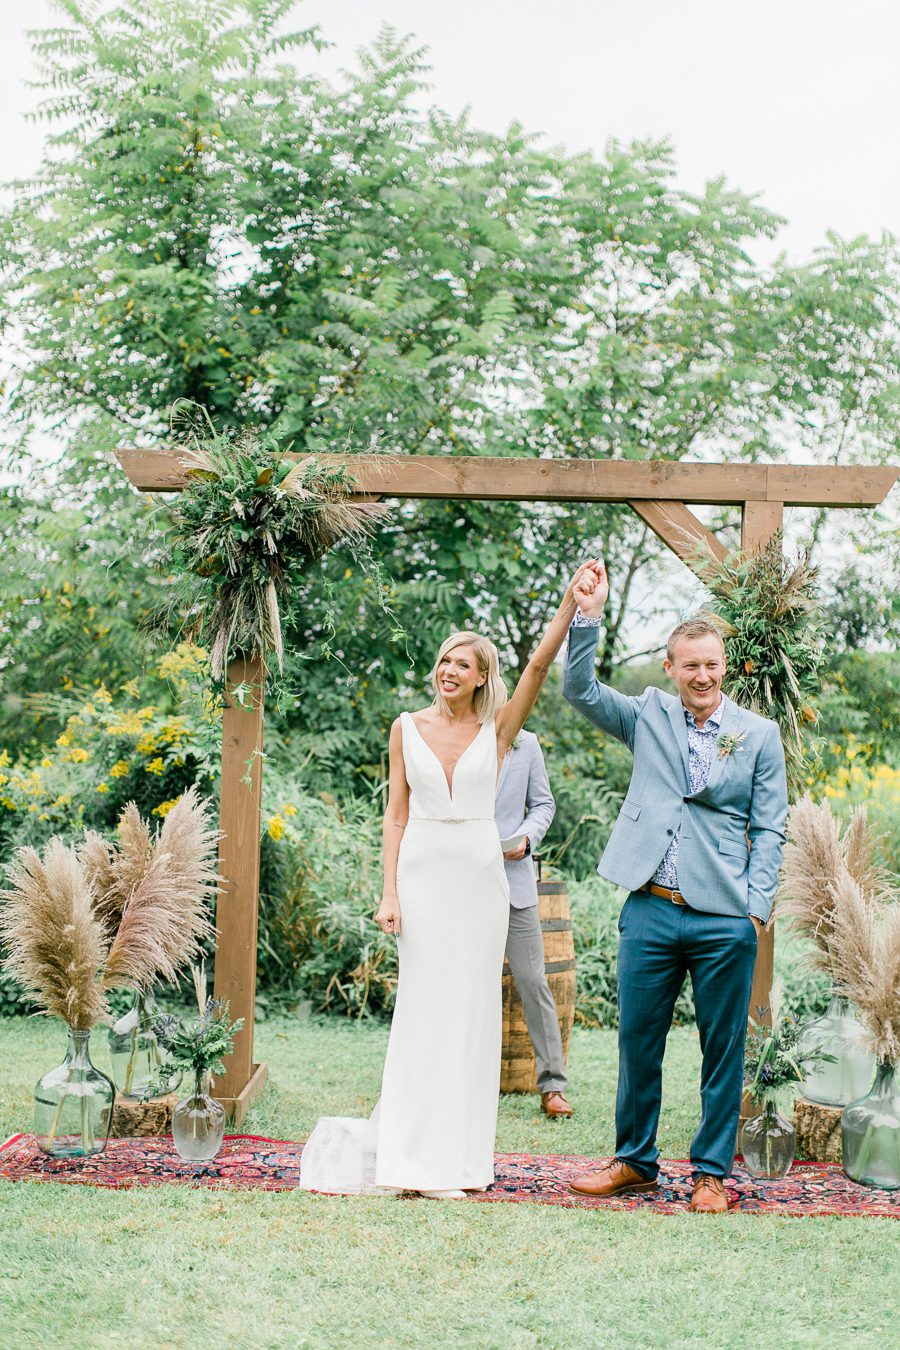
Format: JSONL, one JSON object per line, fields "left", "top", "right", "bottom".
{"left": 412, "top": 817, "right": 494, "bottom": 825}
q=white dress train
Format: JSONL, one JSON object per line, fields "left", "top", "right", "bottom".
{"left": 299, "top": 712, "right": 509, "bottom": 1194}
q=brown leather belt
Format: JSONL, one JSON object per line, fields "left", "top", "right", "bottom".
{"left": 641, "top": 883, "right": 687, "bottom": 906}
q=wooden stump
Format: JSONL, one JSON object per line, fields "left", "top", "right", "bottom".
{"left": 110, "top": 1092, "right": 179, "bottom": 1138}
{"left": 501, "top": 879, "right": 575, "bottom": 1094}
{"left": 793, "top": 1096, "right": 843, "bottom": 1163}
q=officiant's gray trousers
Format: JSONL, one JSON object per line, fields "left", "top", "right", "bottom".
{"left": 506, "top": 903, "right": 568, "bottom": 1094}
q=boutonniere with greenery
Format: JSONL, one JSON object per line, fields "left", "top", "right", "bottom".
{"left": 511, "top": 735, "right": 522, "bottom": 751}
{"left": 718, "top": 731, "right": 747, "bottom": 759}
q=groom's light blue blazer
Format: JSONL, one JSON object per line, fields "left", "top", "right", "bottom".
{"left": 563, "top": 625, "right": 787, "bottom": 923}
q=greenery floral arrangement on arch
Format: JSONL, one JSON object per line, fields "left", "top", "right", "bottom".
{"left": 691, "top": 535, "right": 825, "bottom": 799}
{"left": 155, "top": 405, "right": 393, "bottom": 686}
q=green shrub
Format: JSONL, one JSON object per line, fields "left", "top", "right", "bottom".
{"left": 772, "top": 926, "right": 831, "bottom": 1024}
{"left": 816, "top": 761, "right": 900, "bottom": 877}
{"left": 258, "top": 775, "right": 397, "bottom": 1018}
{"left": 0, "top": 644, "right": 219, "bottom": 857}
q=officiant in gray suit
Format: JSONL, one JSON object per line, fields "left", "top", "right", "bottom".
{"left": 496, "top": 731, "right": 573, "bottom": 1118}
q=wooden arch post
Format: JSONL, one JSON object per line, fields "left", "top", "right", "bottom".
{"left": 116, "top": 450, "right": 898, "bottom": 1120}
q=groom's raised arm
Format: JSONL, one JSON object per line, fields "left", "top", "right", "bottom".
{"left": 562, "top": 561, "right": 645, "bottom": 750}
{"left": 563, "top": 625, "right": 644, "bottom": 750}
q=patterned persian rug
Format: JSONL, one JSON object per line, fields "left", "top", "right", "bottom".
{"left": 1, "top": 1134, "right": 897, "bottom": 1217}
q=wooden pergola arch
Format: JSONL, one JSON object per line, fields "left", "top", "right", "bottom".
{"left": 117, "top": 450, "right": 898, "bottom": 1121}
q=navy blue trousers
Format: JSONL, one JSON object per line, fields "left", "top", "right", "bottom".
{"left": 615, "top": 892, "right": 758, "bottom": 1180}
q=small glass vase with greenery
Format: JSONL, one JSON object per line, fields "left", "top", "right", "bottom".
{"left": 742, "top": 986, "right": 835, "bottom": 1179}
{"left": 149, "top": 965, "right": 244, "bottom": 1162}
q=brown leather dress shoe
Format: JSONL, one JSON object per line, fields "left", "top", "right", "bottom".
{"left": 569, "top": 1158, "right": 658, "bottom": 1197}
{"left": 541, "top": 1091, "right": 574, "bottom": 1118}
{"left": 690, "top": 1174, "right": 729, "bottom": 1213}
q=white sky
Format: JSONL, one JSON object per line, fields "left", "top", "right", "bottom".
{"left": 3, "top": 0, "right": 897, "bottom": 262}
{"left": 2, "top": 1, "right": 897, "bottom": 653}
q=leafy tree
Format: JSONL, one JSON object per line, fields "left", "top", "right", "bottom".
{"left": 1, "top": 0, "right": 897, "bottom": 786}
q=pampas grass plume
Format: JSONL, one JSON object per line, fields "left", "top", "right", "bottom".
{"left": 0, "top": 838, "right": 107, "bottom": 1029}
{"left": 102, "top": 787, "right": 218, "bottom": 991}
{"left": 778, "top": 795, "right": 846, "bottom": 973}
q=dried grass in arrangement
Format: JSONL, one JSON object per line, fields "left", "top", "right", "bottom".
{"left": 157, "top": 405, "right": 386, "bottom": 681}
{"left": 0, "top": 838, "right": 107, "bottom": 1029}
{"left": 830, "top": 874, "right": 900, "bottom": 1064}
{"left": 690, "top": 536, "right": 824, "bottom": 799}
{"left": 100, "top": 787, "right": 219, "bottom": 992}
{"left": 779, "top": 796, "right": 890, "bottom": 980}
{"left": 779, "top": 794, "right": 900, "bottom": 1062}
{"left": 81, "top": 803, "right": 153, "bottom": 931}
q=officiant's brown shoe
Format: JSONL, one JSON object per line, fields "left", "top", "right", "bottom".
{"left": 569, "top": 1158, "right": 657, "bottom": 1197}
{"left": 541, "top": 1091, "right": 573, "bottom": 1118}
{"left": 690, "top": 1175, "right": 729, "bottom": 1213}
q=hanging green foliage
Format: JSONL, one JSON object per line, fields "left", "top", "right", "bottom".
{"left": 151, "top": 406, "right": 392, "bottom": 683}
{"left": 692, "top": 536, "right": 825, "bottom": 799}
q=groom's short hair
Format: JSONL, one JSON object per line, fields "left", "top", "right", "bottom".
{"left": 666, "top": 617, "right": 726, "bottom": 663}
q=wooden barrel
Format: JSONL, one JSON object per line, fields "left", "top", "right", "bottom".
{"left": 500, "top": 878, "right": 576, "bottom": 1094}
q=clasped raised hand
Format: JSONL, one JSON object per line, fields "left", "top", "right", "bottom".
{"left": 570, "top": 559, "right": 608, "bottom": 618}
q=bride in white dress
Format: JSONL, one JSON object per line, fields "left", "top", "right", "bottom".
{"left": 299, "top": 569, "right": 587, "bottom": 1198}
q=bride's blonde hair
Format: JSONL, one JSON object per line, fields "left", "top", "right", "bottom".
{"left": 430, "top": 631, "right": 508, "bottom": 724}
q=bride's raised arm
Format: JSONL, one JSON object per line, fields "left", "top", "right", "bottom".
{"left": 496, "top": 560, "right": 601, "bottom": 755}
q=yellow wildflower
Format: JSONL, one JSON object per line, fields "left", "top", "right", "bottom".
{"left": 0, "top": 775, "right": 7, "bottom": 788}
{"left": 94, "top": 686, "right": 113, "bottom": 705}
{"left": 145, "top": 757, "right": 165, "bottom": 776}
{"left": 56, "top": 733, "right": 71, "bottom": 748}
{"left": 40, "top": 757, "right": 53, "bottom": 769}
{"left": 106, "top": 713, "right": 144, "bottom": 736}
{"left": 152, "top": 798, "right": 181, "bottom": 818}
{"left": 267, "top": 814, "right": 285, "bottom": 841}
{"left": 96, "top": 782, "right": 110, "bottom": 794}
{"left": 0, "top": 750, "right": 10, "bottom": 769}
{"left": 110, "top": 760, "right": 130, "bottom": 778}
{"left": 69, "top": 747, "right": 90, "bottom": 764}
{"left": 136, "top": 734, "right": 158, "bottom": 756}
{"left": 121, "top": 679, "right": 141, "bottom": 699}
{"left": 137, "top": 706, "right": 156, "bottom": 722}
{"left": 282, "top": 803, "right": 298, "bottom": 817}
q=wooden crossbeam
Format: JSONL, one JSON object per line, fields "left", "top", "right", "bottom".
{"left": 115, "top": 450, "right": 899, "bottom": 508}
{"left": 628, "top": 500, "right": 728, "bottom": 566}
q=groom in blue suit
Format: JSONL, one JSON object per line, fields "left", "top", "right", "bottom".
{"left": 564, "top": 561, "right": 787, "bottom": 1212}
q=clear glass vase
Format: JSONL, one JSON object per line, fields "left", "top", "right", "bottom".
{"left": 172, "top": 1072, "right": 226, "bottom": 1162}
{"left": 34, "top": 1028, "right": 115, "bottom": 1159}
{"left": 841, "top": 1061, "right": 900, "bottom": 1191}
{"left": 797, "top": 995, "right": 876, "bottom": 1107}
{"left": 741, "top": 1102, "right": 795, "bottom": 1179}
{"left": 108, "top": 990, "right": 180, "bottom": 1099}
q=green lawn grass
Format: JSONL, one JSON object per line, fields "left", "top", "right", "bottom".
{"left": 1, "top": 1016, "right": 896, "bottom": 1350}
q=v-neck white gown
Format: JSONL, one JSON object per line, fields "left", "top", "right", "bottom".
{"left": 299, "top": 712, "right": 510, "bottom": 1194}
